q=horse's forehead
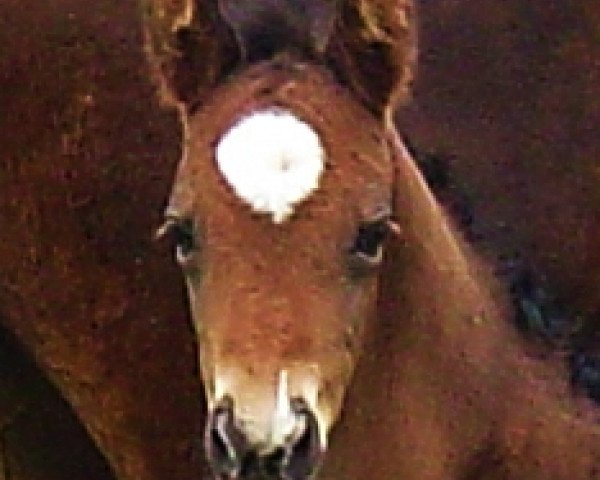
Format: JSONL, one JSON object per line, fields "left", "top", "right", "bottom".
{"left": 214, "top": 108, "right": 326, "bottom": 224}
{"left": 186, "top": 112, "right": 390, "bottom": 214}
{"left": 171, "top": 65, "right": 394, "bottom": 228}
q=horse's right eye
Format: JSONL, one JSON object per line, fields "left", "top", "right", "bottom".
{"left": 171, "top": 219, "right": 196, "bottom": 262}
{"left": 157, "top": 216, "right": 196, "bottom": 264}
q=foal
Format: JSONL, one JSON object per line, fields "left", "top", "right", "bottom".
{"left": 144, "top": 1, "right": 600, "bottom": 478}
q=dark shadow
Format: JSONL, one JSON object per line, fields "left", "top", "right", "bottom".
{"left": 0, "top": 325, "right": 115, "bottom": 480}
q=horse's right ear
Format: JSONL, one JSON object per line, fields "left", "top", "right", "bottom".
{"left": 326, "top": 0, "right": 418, "bottom": 123}
{"left": 141, "top": 0, "right": 239, "bottom": 108}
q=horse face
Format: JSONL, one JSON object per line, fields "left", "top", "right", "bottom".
{"left": 160, "top": 64, "right": 394, "bottom": 479}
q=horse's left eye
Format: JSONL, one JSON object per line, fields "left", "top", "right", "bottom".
{"left": 350, "top": 220, "right": 388, "bottom": 265}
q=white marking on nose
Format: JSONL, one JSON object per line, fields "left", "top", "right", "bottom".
{"left": 215, "top": 109, "right": 325, "bottom": 223}
{"left": 272, "top": 370, "right": 298, "bottom": 445}
{"left": 210, "top": 366, "right": 331, "bottom": 451}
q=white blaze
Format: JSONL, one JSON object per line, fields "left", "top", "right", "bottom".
{"left": 272, "top": 370, "right": 297, "bottom": 445}
{"left": 215, "top": 109, "right": 325, "bottom": 223}
{"left": 211, "top": 366, "right": 329, "bottom": 451}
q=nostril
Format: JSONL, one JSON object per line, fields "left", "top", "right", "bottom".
{"left": 280, "top": 399, "right": 324, "bottom": 480}
{"left": 205, "top": 396, "right": 247, "bottom": 478}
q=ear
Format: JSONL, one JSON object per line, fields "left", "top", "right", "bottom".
{"left": 141, "top": 0, "right": 239, "bottom": 108}
{"left": 326, "top": 0, "right": 418, "bottom": 122}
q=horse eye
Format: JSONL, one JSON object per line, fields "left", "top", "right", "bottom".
{"left": 350, "top": 220, "right": 389, "bottom": 264}
{"left": 157, "top": 217, "right": 196, "bottom": 263}
{"left": 173, "top": 220, "right": 196, "bottom": 260}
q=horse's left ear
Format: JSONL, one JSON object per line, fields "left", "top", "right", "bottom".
{"left": 326, "top": 0, "right": 418, "bottom": 122}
